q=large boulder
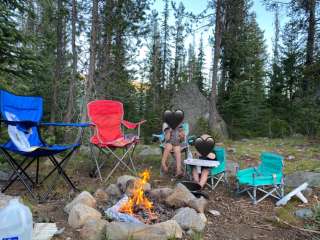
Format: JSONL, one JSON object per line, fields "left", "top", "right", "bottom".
{"left": 79, "top": 219, "right": 107, "bottom": 240}
{"left": 138, "top": 145, "right": 161, "bottom": 157}
{"left": 170, "top": 83, "right": 209, "bottom": 133}
{"left": 68, "top": 203, "right": 102, "bottom": 229}
{"left": 172, "top": 207, "right": 206, "bottom": 232}
{"left": 165, "top": 183, "right": 196, "bottom": 208}
{"left": 105, "top": 220, "right": 182, "bottom": 240}
{"left": 286, "top": 171, "right": 320, "bottom": 187}
{"left": 64, "top": 191, "right": 96, "bottom": 214}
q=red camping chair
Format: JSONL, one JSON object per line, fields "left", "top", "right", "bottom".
{"left": 87, "top": 100, "right": 145, "bottom": 181}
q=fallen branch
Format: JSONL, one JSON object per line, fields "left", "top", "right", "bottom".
{"left": 251, "top": 224, "right": 274, "bottom": 231}
{"left": 275, "top": 217, "right": 320, "bottom": 235}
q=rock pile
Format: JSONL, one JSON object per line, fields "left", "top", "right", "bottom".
{"left": 64, "top": 175, "right": 209, "bottom": 240}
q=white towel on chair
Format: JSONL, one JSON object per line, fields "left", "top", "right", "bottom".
{"left": 5, "top": 112, "right": 39, "bottom": 152}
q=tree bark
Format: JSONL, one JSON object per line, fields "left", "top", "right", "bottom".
{"left": 303, "top": 0, "right": 316, "bottom": 92}
{"left": 209, "top": 0, "right": 228, "bottom": 138}
{"left": 79, "top": 0, "right": 98, "bottom": 124}
{"left": 64, "top": 0, "right": 77, "bottom": 124}
{"left": 50, "top": 0, "right": 63, "bottom": 133}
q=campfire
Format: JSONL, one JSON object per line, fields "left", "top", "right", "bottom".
{"left": 118, "top": 169, "right": 157, "bottom": 223}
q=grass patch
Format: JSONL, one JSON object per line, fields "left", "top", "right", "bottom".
{"left": 274, "top": 201, "right": 301, "bottom": 225}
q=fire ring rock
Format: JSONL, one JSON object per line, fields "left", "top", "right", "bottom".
{"left": 172, "top": 207, "right": 206, "bottom": 232}
{"left": 64, "top": 191, "right": 96, "bottom": 214}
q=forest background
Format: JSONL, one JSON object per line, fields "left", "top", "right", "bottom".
{"left": 1, "top": 0, "right": 320, "bottom": 142}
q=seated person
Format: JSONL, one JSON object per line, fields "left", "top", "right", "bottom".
{"left": 192, "top": 134, "right": 216, "bottom": 188}
{"left": 161, "top": 122, "right": 185, "bottom": 177}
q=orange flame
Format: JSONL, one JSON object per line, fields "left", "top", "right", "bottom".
{"left": 119, "top": 169, "right": 153, "bottom": 216}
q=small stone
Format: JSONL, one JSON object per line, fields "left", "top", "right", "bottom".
{"left": 188, "top": 197, "right": 208, "bottom": 213}
{"left": 94, "top": 189, "right": 109, "bottom": 205}
{"left": 150, "top": 188, "right": 173, "bottom": 202}
{"left": 172, "top": 207, "right": 206, "bottom": 232}
{"left": 208, "top": 209, "right": 221, "bottom": 216}
{"left": 79, "top": 219, "right": 107, "bottom": 240}
{"left": 105, "top": 184, "right": 121, "bottom": 199}
{"left": 117, "top": 175, "right": 137, "bottom": 192}
{"left": 199, "top": 213, "right": 207, "bottom": 223}
{"left": 68, "top": 203, "right": 102, "bottom": 229}
{"left": 165, "top": 183, "right": 196, "bottom": 208}
{"left": 64, "top": 191, "right": 96, "bottom": 214}
{"left": 287, "top": 155, "right": 295, "bottom": 160}
{"left": 295, "top": 208, "right": 313, "bottom": 219}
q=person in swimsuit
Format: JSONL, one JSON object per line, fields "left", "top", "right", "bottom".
{"left": 192, "top": 134, "right": 216, "bottom": 188}
{"left": 161, "top": 122, "right": 185, "bottom": 177}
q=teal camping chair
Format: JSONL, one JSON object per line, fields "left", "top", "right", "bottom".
{"left": 153, "top": 122, "right": 191, "bottom": 174}
{"left": 185, "top": 146, "right": 228, "bottom": 190}
{"left": 208, "top": 147, "right": 228, "bottom": 190}
{"left": 236, "top": 152, "right": 284, "bottom": 204}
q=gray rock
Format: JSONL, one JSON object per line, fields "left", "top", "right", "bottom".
{"left": 226, "top": 160, "right": 239, "bottom": 177}
{"left": 150, "top": 188, "right": 174, "bottom": 202}
{"left": 138, "top": 145, "right": 161, "bottom": 156}
{"left": 286, "top": 171, "right": 320, "bottom": 187}
{"left": 303, "top": 187, "right": 313, "bottom": 197}
{"left": 117, "top": 175, "right": 137, "bottom": 192}
{"left": 187, "top": 197, "right": 208, "bottom": 213}
{"left": 165, "top": 183, "right": 196, "bottom": 208}
{"left": 172, "top": 207, "right": 206, "bottom": 232}
{"left": 0, "top": 170, "right": 11, "bottom": 181}
{"left": 0, "top": 194, "right": 16, "bottom": 209}
{"left": 79, "top": 219, "right": 107, "bottom": 240}
{"left": 64, "top": 191, "right": 96, "bottom": 214}
{"left": 227, "top": 147, "right": 236, "bottom": 153}
{"left": 94, "top": 188, "right": 109, "bottom": 205}
{"left": 287, "top": 155, "right": 295, "bottom": 160}
{"left": 208, "top": 209, "right": 221, "bottom": 216}
{"left": 105, "top": 220, "right": 183, "bottom": 240}
{"left": 105, "top": 184, "right": 122, "bottom": 199}
{"left": 295, "top": 208, "right": 313, "bottom": 219}
{"left": 68, "top": 203, "right": 102, "bottom": 229}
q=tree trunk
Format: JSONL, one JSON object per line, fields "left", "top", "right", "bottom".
{"left": 64, "top": 0, "right": 77, "bottom": 124}
{"left": 209, "top": 0, "right": 228, "bottom": 138}
{"left": 50, "top": 0, "right": 63, "bottom": 133}
{"left": 79, "top": 0, "right": 98, "bottom": 125}
{"left": 303, "top": 0, "right": 316, "bottom": 92}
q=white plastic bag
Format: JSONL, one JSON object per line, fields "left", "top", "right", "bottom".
{"left": 0, "top": 198, "right": 33, "bottom": 240}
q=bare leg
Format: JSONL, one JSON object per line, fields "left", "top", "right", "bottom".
{"left": 199, "top": 169, "right": 210, "bottom": 188}
{"left": 192, "top": 167, "right": 200, "bottom": 184}
{"left": 173, "top": 146, "right": 182, "bottom": 176}
{"left": 161, "top": 143, "right": 172, "bottom": 172}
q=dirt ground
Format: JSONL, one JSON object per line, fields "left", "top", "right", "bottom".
{"left": 1, "top": 138, "right": 320, "bottom": 240}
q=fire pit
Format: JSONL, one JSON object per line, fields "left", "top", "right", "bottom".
{"left": 105, "top": 170, "right": 173, "bottom": 224}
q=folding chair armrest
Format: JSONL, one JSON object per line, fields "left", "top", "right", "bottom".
{"left": 40, "top": 122, "right": 91, "bottom": 128}
{"left": 122, "top": 120, "right": 146, "bottom": 129}
{"left": 1, "top": 119, "right": 38, "bottom": 127}
{"left": 152, "top": 134, "right": 164, "bottom": 142}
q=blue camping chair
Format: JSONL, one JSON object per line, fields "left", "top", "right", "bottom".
{"left": 236, "top": 152, "right": 284, "bottom": 204}
{"left": 0, "top": 90, "right": 89, "bottom": 201}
